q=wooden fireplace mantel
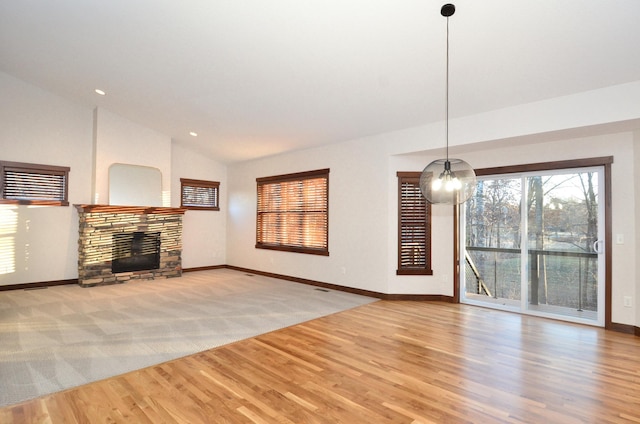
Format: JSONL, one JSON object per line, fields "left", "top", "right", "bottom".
{"left": 73, "top": 204, "right": 187, "bottom": 215}
{"left": 74, "top": 204, "right": 187, "bottom": 215}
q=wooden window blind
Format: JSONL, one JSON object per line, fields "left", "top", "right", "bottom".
{"left": 397, "top": 172, "right": 432, "bottom": 275}
{"left": 256, "top": 169, "right": 329, "bottom": 255}
{"left": 180, "top": 178, "right": 220, "bottom": 210}
{"left": 0, "top": 161, "right": 70, "bottom": 206}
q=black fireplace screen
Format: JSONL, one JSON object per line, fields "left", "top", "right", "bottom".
{"left": 112, "top": 231, "right": 160, "bottom": 273}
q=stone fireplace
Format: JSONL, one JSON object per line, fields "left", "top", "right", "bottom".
{"left": 75, "top": 204, "right": 186, "bottom": 287}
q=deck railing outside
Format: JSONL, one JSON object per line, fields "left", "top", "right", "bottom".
{"left": 465, "top": 246, "right": 598, "bottom": 311}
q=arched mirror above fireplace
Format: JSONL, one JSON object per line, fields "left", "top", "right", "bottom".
{"left": 108, "top": 163, "right": 162, "bottom": 206}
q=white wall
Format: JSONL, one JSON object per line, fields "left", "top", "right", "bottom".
{"left": 1, "top": 69, "right": 639, "bottom": 328}
{"left": 0, "top": 71, "right": 94, "bottom": 285}
{"left": 171, "top": 142, "right": 228, "bottom": 268}
{"left": 393, "top": 81, "right": 640, "bottom": 157}
{"left": 635, "top": 130, "right": 640, "bottom": 326}
{"left": 227, "top": 138, "right": 392, "bottom": 294}
{"left": 227, "top": 89, "right": 639, "bottom": 326}
{"left": 93, "top": 112, "right": 229, "bottom": 269}
{"left": 94, "top": 108, "right": 172, "bottom": 206}
{"left": 388, "top": 133, "right": 636, "bottom": 325}
{"left": 0, "top": 72, "right": 228, "bottom": 285}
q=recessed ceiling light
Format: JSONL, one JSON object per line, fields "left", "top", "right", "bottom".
{"left": 94, "top": 89, "right": 106, "bottom": 96}
{"left": 189, "top": 131, "right": 198, "bottom": 137}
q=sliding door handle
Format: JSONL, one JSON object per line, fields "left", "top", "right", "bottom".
{"left": 593, "top": 240, "right": 604, "bottom": 254}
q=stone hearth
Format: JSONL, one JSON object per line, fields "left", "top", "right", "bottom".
{"left": 75, "top": 205, "right": 186, "bottom": 287}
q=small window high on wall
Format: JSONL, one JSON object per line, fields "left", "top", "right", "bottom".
{"left": 397, "top": 172, "right": 432, "bottom": 275}
{"left": 0, "top": 160, "right": 70, "bottom": 206}
{"left": 180, "top": 178, "right": 220, "bottom": 210}
{"left": 256, "top": 169, "right": 329, "bottom": 256}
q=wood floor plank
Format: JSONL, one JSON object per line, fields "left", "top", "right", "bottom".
{"left": 2, "top": 300, "right": 640, "bottom": 423}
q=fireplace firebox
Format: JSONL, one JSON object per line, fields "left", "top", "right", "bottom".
{"left": 112, "top": 231, "right": 161, "bottom": 273}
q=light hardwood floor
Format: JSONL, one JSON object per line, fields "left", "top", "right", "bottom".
{"left": 2, "top": 300, "right": 639, "bottom": 423}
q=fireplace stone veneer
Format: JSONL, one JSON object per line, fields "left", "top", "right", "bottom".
{"left": 75, "top": 205, "right": 187, "bottom": 287}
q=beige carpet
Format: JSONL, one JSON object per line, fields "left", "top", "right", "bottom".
{"left": 0, "top": 268, "right": 377, "bottom": 407}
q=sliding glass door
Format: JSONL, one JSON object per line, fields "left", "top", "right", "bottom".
{"left": 461, "top": 167, "right": 605, "bottom": 326}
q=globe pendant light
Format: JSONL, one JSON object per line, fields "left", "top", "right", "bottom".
{"left": 420, "top": 4, "right": 476, "bottom": 205}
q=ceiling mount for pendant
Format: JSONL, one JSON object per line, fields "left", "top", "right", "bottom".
{"left": 419, "top": 3, "right": 476, "bottom": 205}
{"left": 441, "top": 3, "right": 455, "bottom": 17}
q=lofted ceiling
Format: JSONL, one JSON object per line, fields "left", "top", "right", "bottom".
{"left": 2, "top": 1, "right": 640, "bottom": 163}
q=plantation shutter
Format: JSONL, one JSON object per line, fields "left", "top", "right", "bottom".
{"left": 1, "top": 161, "right": 69, "bottom": 206}
{"left": 256, "top": 169, "right": 329, "bottom": 255}
{"left": 397, "top": 172, "right": 432, "bottom": 275}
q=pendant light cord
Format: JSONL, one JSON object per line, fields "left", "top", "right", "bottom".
{"left": 445, "top": 14, "right": 450, "bottom": 162}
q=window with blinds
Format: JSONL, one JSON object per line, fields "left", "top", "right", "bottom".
{"left": 397, "top": 172, "right": 432, "bottom": 275}
{"left": 0, "top": 161, "right": 70, "bottom": 206}
{"left": 180, "top": 178, "right": 220, "bottom": 210}
{"left": 256, "top": 169, "right": 329, "bottom": 255}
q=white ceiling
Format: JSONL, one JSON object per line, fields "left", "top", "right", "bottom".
{"left": 2, "top": 1, "right": 640, "bottom": 163}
